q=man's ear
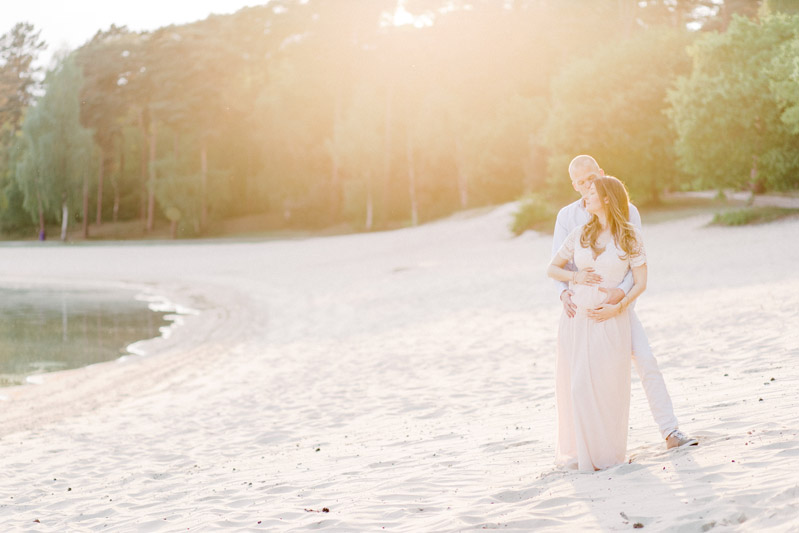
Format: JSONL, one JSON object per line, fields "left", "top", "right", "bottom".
{"left": 599, "top": 168, "right": 606, "bottom": 176}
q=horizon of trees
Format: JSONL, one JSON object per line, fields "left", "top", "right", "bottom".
{"left": 1, "top": 0, "right": 798, "bottom": 240}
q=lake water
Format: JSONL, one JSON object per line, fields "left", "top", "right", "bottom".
{"left": 0, "top": 287, "right": 174, "bottom": 387}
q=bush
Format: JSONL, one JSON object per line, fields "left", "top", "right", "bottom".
{"left": 711, "top": 206, "right": 799, "bottom": 226}
{"left": 510, "top": 194, "right": 556, "bottom": 235}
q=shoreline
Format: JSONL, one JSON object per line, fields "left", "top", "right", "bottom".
{"left": 0, "top": 278, "right": 244, "bottom": 438}
{"left": 0, "top": 282, "right": 197, "bottom": 391}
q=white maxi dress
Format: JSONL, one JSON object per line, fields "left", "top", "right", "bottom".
{"left": 554, "top": 225, "right": 646, "bottom": 471}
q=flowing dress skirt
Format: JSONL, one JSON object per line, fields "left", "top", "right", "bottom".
{"left": 555, "top": 285, "right": 632, "bottom": 471}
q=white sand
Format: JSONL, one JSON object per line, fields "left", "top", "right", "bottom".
{"left": 0, "top": 206, "right": 797, "bottom": 532}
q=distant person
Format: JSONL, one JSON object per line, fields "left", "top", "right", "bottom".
{"left": 547, "top": 156, "right": 696, "bottom": 470}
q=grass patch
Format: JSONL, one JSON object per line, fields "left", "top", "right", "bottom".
{"left": 510, "top": 195, "right": 556, "bottom": 235}
{"left": 710, "top": 206, "right": 799, "bottom": 226}
{"left": 639, "top": 196, "right": 745, "bottom": 225}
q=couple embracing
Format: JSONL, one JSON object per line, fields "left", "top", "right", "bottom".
{"left": 546, "top": 155, "right": 697, "bottom": 472}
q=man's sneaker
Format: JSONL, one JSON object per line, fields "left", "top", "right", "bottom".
{"left": 666, "top": 429, "right": 698, "bottom": 449}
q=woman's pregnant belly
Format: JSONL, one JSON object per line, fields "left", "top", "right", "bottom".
{"left": 571, "top": 284, "right": 607, "bottom": 313}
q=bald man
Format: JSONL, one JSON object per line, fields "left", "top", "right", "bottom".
{"left": 551, "top": 155, "right": 697, "bottom": 450}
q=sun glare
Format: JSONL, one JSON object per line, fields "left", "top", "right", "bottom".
{"left": 392, "top": 3, "right": 431, "bottom": 28}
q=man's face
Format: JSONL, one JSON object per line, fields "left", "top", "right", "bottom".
{"left": 570, "top": 169, "right": 600, "bottom": 198}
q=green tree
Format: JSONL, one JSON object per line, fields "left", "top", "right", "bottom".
{"left": 0, "top": 22, "right": 46, "bottom": 234}
{"left": 142, "top": 21, "right": 243, "bottom": 234}
{"left": 15, "top": 55, "right": 95, "bottom": 240}
{"left": 769, "top": 35, "right": 799, "bottom": 134}
{"left": 3, "top": 0, "right": 764, "bottom": 240}
{"left": 0, "top": 22, "right": 46, "bottom": 132}
{"left": 546, "top": 28, "right": 694, "bottom": 204}
{"left": 76, "top": 25, "right": 135, "bottom": 228}
{"left": 667, "top": 14, "right": 799, "bottom": 192}
{"left": 765, "top": 0, "right": 799, "bottom": 15}
{"left": 701, "top": 0, "right": 763, "bottom": 31}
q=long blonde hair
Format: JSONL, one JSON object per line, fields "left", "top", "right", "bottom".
{"left": 580, "top": 176, "right": 640, "bottom": 259}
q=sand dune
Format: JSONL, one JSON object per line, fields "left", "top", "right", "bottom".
{"left": 0, "top": 205, "right": 797, "bottom": 531}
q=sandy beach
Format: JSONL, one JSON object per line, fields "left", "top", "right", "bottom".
{"left": 0, "top": 205, "right": 797, "bottom": 532}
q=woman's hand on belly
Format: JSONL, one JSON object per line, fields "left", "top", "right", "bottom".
{"left": 587, "top": 301, "right": 622, "bottom": 322}
{"left": 574, "top": 267, "right": 602, "bottom": 286}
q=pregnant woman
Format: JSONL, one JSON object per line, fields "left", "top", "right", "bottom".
{"left": 547, "top": 176, "right": 647, "bottom": 471}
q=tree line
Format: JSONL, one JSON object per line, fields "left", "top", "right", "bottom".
{"left": 0, "top": 0, "right": 798, "bottom": 240}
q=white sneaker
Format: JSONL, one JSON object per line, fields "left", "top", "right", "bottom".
{"left": 666, "top": 429, "right": 698, "bottom": 449}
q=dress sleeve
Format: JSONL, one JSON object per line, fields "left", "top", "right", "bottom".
{"left": 629, "top": 228, "right": 647, "bottom": 267}
{"left": 556, "top": 226, "right": 581, "bottom": 261}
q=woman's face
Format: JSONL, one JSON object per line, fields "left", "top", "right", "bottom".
{"left": 585, "top": 183, "right": 604, "bottom": 215}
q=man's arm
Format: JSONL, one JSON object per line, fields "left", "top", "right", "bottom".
{"left": 615, "top": 267, "right": 634, "bottom": 297}
{"left": 552, "top": 209, "right": 579, "bottom": 318}
{"left": 551, "top": 211, "right": 572, "bottom": 295}
{"left": 629, "top": 203, "right": 642, "bottom": 230}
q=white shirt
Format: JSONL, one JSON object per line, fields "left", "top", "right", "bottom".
{"left": 551, "top": 198, "right": 642, "bottom": 296}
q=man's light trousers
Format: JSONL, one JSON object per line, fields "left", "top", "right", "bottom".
{"left": 630, "top": 310, "right": 679, "bottom": 440}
